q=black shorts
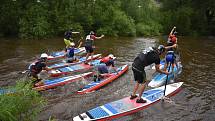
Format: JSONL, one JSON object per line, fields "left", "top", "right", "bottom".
{"left": 132, "top": 67, "right": 146, "bottom": 84}
{"left": 85, "top": 46, "right": 94, "bottom": 53}
{"left": 29, "top": 72, "right": 41, "bottom": 84}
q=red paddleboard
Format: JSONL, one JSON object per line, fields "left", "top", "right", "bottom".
{"left": 33, "top": 72, "right": 93, "bottom": 91}
{"left": 77, "top": 65, "right": 128, "bottom": 94}
{"left": 73, "top": 82, "right": 183, "bottom": 121}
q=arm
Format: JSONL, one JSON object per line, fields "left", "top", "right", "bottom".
{"left": 72, "top": 32, "right": 80, "bottom": 34}
{"left": 165, "top": 44, "right": 177, "bottom": 49}
{"left": 155, "top": 64, "right": 169, "bottom": 75}
{"left": 169, "top": 26, "right": 176, "bottom": 36}
{"left": 95, "top": 35, "right": 104, "bottom": 39}
{"left": 77, "top": 37, "right": 83, "bottom": 48}
{"left": 44, "top": 66, "right": 52, "bottom": 71}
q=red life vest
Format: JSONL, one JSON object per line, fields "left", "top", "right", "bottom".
{"left": 100, "top": 57, "right": 111, "bottom": 63}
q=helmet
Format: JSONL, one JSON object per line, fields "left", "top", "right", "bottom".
{"left": 90, "top": 31, "right": 95, "bottom": 35}
{"left": 70, "top": 42, "right": 75, "bottom": 46}
{"left": 108, "top": 54, "right": 115, "bottom": 59}
{"left": 157, "top": 45, "right": 165, "bottom": 54}
{"left": 40, "top": 53, "right": 48, "bottom": 58}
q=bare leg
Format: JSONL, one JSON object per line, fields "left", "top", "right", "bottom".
{"left": 164, "top": 62, "right": 169, "bottom": 71}
{"left": 138, "top": 82, "right": 146, "bottom": 99}
{"left": 171, "top": 63, "right": 174, "bottom": 73}
{"left": 90, "top": 52, "right": 94, "bottom": 60}
{"left": 132, "top": 82, "right": 139, "bottom": 96}
{"left": 85, "top": 53, "right": 90, "bottom": 63}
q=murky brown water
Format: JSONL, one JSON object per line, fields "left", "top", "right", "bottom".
{"left": 0, "top": 36, "right": 215, "bottom": 121}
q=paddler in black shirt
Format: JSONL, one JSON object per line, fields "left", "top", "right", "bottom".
{"left": 29, "top": 53, "right": 51, "bottom": 86}
{"left": 130, "top": 45, "right": 170, "bottom": 103}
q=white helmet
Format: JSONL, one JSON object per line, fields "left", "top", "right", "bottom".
{"left": 108, "top": 54, "right": 115, "bottom": 59}
{"left": 70, "top": 42, "right": 75, "bottom": 46}
{"left": 40, "top": 53, "right": 48, "bottom": 58}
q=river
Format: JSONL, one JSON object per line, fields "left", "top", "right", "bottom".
{"left": 0, "top": 36, "right": 215, "bottom": 121}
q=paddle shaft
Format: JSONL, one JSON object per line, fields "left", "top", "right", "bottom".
{"left": 163, "top": 62, "right": 171, "bottom": 96}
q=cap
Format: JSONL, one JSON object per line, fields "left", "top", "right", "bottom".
{"left": 40, "top": 53, "right": 48, "bottom": 58}
{"left": 108, "top": 54, "right": 115, "bottom": 59}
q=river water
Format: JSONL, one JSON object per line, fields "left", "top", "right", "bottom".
{"left": 0, "top": 36, "right": 215, "bottom": 121}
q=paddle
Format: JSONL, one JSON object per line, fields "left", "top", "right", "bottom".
{"left": 77, "top": 37, "right": 83, "bottom": 48}
{"left": 163, "top": 62, "right": 171, "bottom": 97}
{"left": 18, "top": 70, "right": 29, "bottom": 74}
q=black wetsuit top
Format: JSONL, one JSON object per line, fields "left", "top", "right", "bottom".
{"left": 30, "top": 61, "right": 46, "bottom": 74}
{"left": 132, "top": 50, "right": 160, "bottom": 71}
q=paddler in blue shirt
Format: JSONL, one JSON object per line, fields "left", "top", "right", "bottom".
{"left": 93, "top": 54, "right": 116, "bottom": 82}
{"left": 130, "top": 45, "right": 170, "bottom": 103}
{"left": 164, "top": 26, "right": 179, "bottom": 74}
{"left": 65, "top": 42, "right": 79, "bottom": 63}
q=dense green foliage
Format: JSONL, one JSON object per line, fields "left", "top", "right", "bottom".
{"left": 0, "top": 0, "right": 214, "bottom": 38}
{"left": 0, "top": 80, "right": 45, "bottom": 121}
{"left": 161, "top": 0, "right": 215, "bottom": 36}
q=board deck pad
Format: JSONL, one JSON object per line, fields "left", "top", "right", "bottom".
{"left": 48, "top": 47, "right": 86, "bottom": 61}
{"left": 49, "top": 57, "right": 115, "bottom": 77}
{"left": 50, "top": 47, "right": 85, "bottom": 57}
{"left": 0, "top": 88, "right": 16, "bottom": 95}
{"left": 48, "top": 54, "right": 101, "bottom": 69}
{"left": 50, "top": 60, "right": 102, "bottom": 74}
{"left": 148, "top": 61, "right": 182, "bottom": 87}
{"left": 34, "top": 72, "right": 92, "bottom": 90}
{"left": 73, "top": 82, "right": 183, "bottom": 121}
{"left": 59, "top": 64, "right": 86, "bottom": 72}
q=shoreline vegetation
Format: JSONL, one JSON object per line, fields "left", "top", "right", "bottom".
{"left": 0, "top": 80, "right": 46, "bottom": 121}
{"left": 0, "top": 0, "right": 214, "bottom": 39}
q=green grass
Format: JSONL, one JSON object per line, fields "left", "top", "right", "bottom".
{"left": 0, "top": 79, "right": 46, "bottom": 121}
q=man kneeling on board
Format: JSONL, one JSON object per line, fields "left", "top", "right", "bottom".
{"left": 29, "top": 53, "right": 52, "bottom": 86}
{"left": 93, "top": 54, "right": 116, "bottom": 82}
{"left": 65, "top": 42, "right": 79, "bottom": 63}
{"left": 131, "top": 45, "right": 170, "bottom": 103}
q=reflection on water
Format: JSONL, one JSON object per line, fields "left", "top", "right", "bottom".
{"left": 0, "top": 36, "right": 215, "bottom": 121}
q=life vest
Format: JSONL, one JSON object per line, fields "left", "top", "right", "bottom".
{"left": 138, "top": 47, "right": 154, "bottom": 66}
{"left": 85, "top": 35, "right": 95, "bottom": 47}
{"left": 167, "top": 35, "right": 177, "bottom": 51}
{"left": 100, "top": 57, "right": 110, "bottom": 63}
{"left": 29, "top": 60, "right": 45, "bottom": 74}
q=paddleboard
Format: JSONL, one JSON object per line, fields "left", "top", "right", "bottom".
{"left": 73, "top": 82, "right": 183, "bottom": 121}
{"left": 47, "top": 47, "right": 86, "bottom": 60}
{"left": 33, "top": 72, "right": 93, "bottom": 91}
{"left": 0, "top": 88, "right": 16, "bottom": 95}
{"left": 49, "top": 56, "right": 116, "bottom": 77}
{"left": 77, "top": 65, "right": 128, "bottom": 94}
{"left": 48, "top": 54, "right": 101, "bottom": 69}
{"left": 148, "top": 61, "right": 182, "bottom": 88}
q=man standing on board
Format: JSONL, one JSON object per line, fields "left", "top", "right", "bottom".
{"left": 130, "top": 45, "right": 170, "bottom": 103}
{"left": 64, "top": 28, "right": 80, "bottom": 50}
{"left": 84, "top": 31, "right": 104, "bottom": 64}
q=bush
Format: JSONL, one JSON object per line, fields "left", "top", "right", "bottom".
{"left": 19, "top": 3, "right": 52, "bottom": 39}
{"left": 0, "top": 79, "right": 45, "bottom": 121}
{"left": 136, "top": 21, "right": 162, "bottom": 36}
{"left": 113, "top": 10, "right": 136, "bottom": 36}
